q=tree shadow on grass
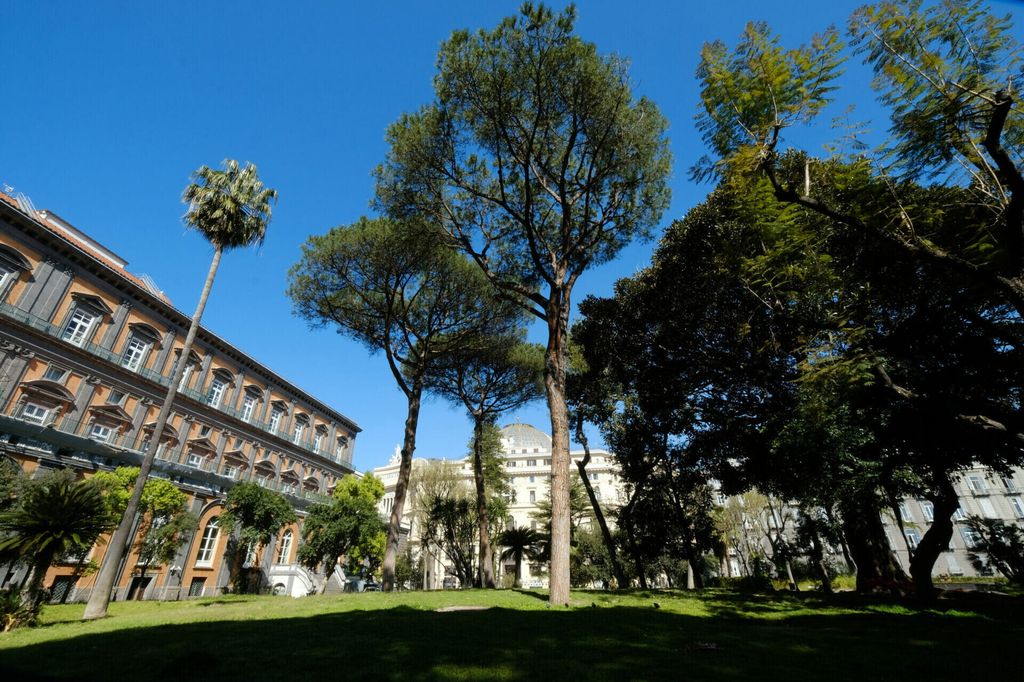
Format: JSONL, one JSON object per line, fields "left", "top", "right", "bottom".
{"left": 1, "top": 602, "right": 1020, "bottom": 681}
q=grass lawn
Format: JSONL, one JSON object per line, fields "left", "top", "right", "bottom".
{"left": 0, "top": 588, "right": 1020, "bottom": 681}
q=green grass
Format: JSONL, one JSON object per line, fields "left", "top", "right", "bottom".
{"left": 1, "top": 589, "right": 1020, "bottom": 681}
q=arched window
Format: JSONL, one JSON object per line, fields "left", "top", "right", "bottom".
{"left": 276, "top": 529, "right": 293, "bottom": 564}
{"left": 196, "top": 517, "right": 220, "bottom": 567}
{"left": 0, "top": 244, "right": 30, "bottom": 301}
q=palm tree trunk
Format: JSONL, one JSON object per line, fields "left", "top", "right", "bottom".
{"left": 472, "top": 417, "right": 496, "bottom": 588}
{"left": 514, "top": 552, "right": 523, "bottom": 589}
{"left": 84, "top": 247, "right": 223, "bottom": 620}
{"left": 24, "top": 550, "right": 56, "bottom": 611}
{"left": 382, "top": 380, "right": 423, "bottom": 591}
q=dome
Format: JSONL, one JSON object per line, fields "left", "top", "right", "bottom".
{"left": 500, "top": 423, "right": 551, "bottom": 453}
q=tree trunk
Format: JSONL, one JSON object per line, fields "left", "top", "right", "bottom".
{"left": 827, "top": 507, "right": 857, "bottom": 574}
{"left": 84, "top": 247, "right": 223, "bottom": 621}
{"left": 319, "top": 562, "right": 335, "bottom": 595}
{"left": 573, "top": 419, "right": 628, "bottom": 590}
{"left": 909, "top": 474, "right": 959, "bottom": 600}
{"left": 543, "top": 294, "right": 571, "bottom": 606}
{"left": 514, "top": 554, "right": 523, "bottom": 588}
{"left": 806, "top": 521, "right": 833, "bottom": 594}
{"left": 620, "top": 496, "right": 647, "bottom": 589}
{"left": 840, "top": 488, "right": 907, "bottom": 593}
{"left": 472, "top": 417, "right": 496, "bottom": 588}
{"left": 784, "top": 559, "right": 798, "bottom": 591}
{"left": 687, "top": 546, "right": 704, "bottom": 589}
{"left": 381, "top": 382, "right": 423, "bottom": 591}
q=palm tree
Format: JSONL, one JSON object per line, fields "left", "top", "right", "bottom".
{"left": 498, "top": 526, "right": 541, "bottom": 588}
{"left": 83, "top": 160, "right": 276, "bottom": 620}
{"left": 0, "top": 470, "right": 113, "bottom": 612}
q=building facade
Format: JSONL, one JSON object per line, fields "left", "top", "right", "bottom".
{"left": 0, "top": 190, "right": 360, "bottom": 601}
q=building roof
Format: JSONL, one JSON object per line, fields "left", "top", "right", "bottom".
{"left": 500, "top": 423, "right": 552, "bottom": 452}
{"left": 0, "top": 188, "right": 361, "bottom": 434}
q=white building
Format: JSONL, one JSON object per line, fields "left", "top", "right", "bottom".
{"left": 372, "top": 423, "right": 627, "bottom": 589}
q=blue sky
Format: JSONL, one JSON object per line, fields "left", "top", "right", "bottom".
{"left": 2, "top": 1, "right": 1020, "bottom": 472}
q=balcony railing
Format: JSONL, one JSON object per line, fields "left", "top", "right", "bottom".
{"left": 0, "top": 301, "right": 353, "bottom": 468}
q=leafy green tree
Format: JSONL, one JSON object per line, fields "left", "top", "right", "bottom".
{"left": 288, "top": 217, "right": 518, "bottom": 591}
{"left": 91, "top": 467, "right": 197, "bottom": 582}
{"left": 497, "top": 526, "right": 543, "bottom": 589}
{"left": 85, "top": 160, "right": 276, "bottom": 620}
{"left": 415, "top": 460, "right": 478, "bottom": 588}
{"left": 965, "top": 516, "right": 1024, "bottom": 584}
{"left": 375, "top": 3, "right": 671, "bottom": 605}
{"left": 428, "top": 339, "right": 543, "bottom": 587}
{"left": 394, "top": 548, "right": 419, "bottom": 590}
{"left": 0, "top": 469, "right": 114, "bottom": 613}
{"left": 692, "top": 3, "right": 1024, "bottom": 597}
{"left": 530, "top": 473, "right": 592, "bottom": 563}
{"left": 0, "top": 457, "right": 26, "bottom": 514}
{"left": 566, "top": 341, "right": 628, "bottom": 589}
{"left": 219, "top": 482, "right": 296, "bottom": 593}
{"left": 298, "top": 474, "right": 387, "bottom": 593}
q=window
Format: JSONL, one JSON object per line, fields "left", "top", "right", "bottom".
{"left": 241, "top": 394, "right": 256, "bottom": 423}
{"left": 0, "top": 262, "right": 16, "bottom": 296}
{"left": 292, "top": 422, "right": 304, "bottom": 444}
{"left": 960, "top": 526, "right": 981, "bottom": 549}
{"left": 21, "top": 402, "right": 49, "bottom": 425}
{"left": 967, "top": 475, "right": 987, "bottom": 493}
{"left": 1002, "top": 476, "right": 1018, "bottom": 493}
{"left": 527, "top": 459, "right": 536, "bottom": 467}
{"left": 269, "top": 408, "right": 283, "bottom": 432}
{"left": 978, "top": 497, "right": 998, "bottom": 519}
{"left": 198, "top": 425, "right": 211, "bottom": 438}
{"left": 953, "top": 505, "right": 967, "bottom": 521}
{"left": 921, "top": 501, "right": 935, "bottom": 523}
{"left": 898, "top": 502, "right": 912, "bottom": 522}
{"left": 1010, "top": 496, "right": 1024, "bottom": 519}
{"left": 904, "top": 529, "right": 921, "bottom": 549}
{"left": 223, "top": 462, "right": 240, "bottom": 480}
{"left": 544, "top": 459, "right": 551, "bottom": 467}
{"left": 594, "top": 487, "right": 602, "bottom": 501}
{"left": 186, "top": 452, "right": 205, "bottom": 469}
{"left": 120, "top": 335, "right": 150, "bottom": 372}
{"left": 207, "top": 377, "right": 227, "bottom": 408}
{"left": 43, "top": 365, "right": 69, "bottom": 383}
{"left": 196, "top": 518, "right": 219, "bottom": 566}
{"left": 61, "top": 308, "right": 97, "bottom": 347}
{"left": 506, "top": 461, "right": 516, "bottom": 468}
{"left": 243, "top": 543, "right": 259, "bottom": 568}
{"left": 90, "top": 423, "right": 113, "bottom": 442}
{"left": 529, "top": 490, "right": 536, "bottom": 503}
{"left": 276, "top": 530, "right": 293, "bottom": 564}
{"left": 528, "top": 475, "right": 535, "bottom": 483}
{"left": 178, "top": 364, "right": 194, "bottom": 390}
{"left": 106, "top": 389, "right": 126, "bottom": 406}
{"left": 313, "top": 431, "right": 324, "bottom": 454}
{"left": 590, "top": 472, "right": 599, "bottom": 482}
{"left": 335, "top": 441, "right": 346, "bottom": 459}
{"left": 188, "top": 578, "right": 206, "bottom": 597}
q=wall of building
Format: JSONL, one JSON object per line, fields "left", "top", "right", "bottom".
{"left": 0, "top": 191, "right": 361, "bottom": 602}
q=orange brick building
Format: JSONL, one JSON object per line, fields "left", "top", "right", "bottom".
{"left": 0, "top": 190, "right": 359, "bottom": 601}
